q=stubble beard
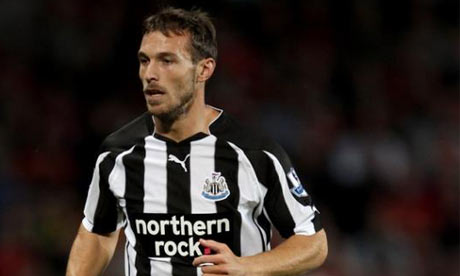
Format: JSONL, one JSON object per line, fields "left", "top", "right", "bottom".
{"left": 152, "top": 74, "right": 197, "bottom": 129}
{"left": 156, "top": 87, "right": 195, "bottom": 125}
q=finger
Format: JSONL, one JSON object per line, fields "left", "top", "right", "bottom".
{"left": 201, "top": 264, "right": 228, "bottom": 274}
{"left": 199, "top": 239, "right": 229, "bottom": 253}
{"left": 193, "top": 254, "right": 224, "bottom": 266}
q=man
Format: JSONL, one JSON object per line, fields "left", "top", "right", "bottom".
{"left": 66, "top": 7, "right": 327, "bottom": 276}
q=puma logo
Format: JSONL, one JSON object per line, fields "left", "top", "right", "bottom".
{"left": 168, "top": 154, "right": 190, "bottom": 172}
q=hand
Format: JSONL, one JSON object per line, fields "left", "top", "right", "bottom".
{"left": 192, "top": 239, "right": 251, "bottom": 276}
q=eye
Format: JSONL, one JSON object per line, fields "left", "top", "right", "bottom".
{"left": 161, "top": 57, "right": 174, "bottom": 65}
{"left": 139, "top": 56, "right": 149, "bottom": 65}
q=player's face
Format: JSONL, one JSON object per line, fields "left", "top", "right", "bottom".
{"left": 138, "top": 31, "right": 197, "bottom": 120}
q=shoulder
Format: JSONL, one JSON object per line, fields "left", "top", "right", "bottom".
{"left": 210, "top": 112, "right": 291, "bottom": 165}
{"left": 99, "top": 112, "right": 153, "bottom": 153}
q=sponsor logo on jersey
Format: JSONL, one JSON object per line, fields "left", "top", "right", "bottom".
{"left": 168, "top": 154, "right": 190, "bottom": 172}
{"left": 201, "top": 172, "right": 230, "bottom": 201}
{"left": 287, "top": 168, "right": 308, "bottom": 198}
{"left": 130, "top": 213, "right": 234, "bottom": 259}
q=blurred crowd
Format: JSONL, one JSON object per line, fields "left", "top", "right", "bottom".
{"left": 0, "top": 0, "right": 458, "bottom": 275}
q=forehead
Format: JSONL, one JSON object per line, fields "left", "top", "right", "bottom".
{"left": 139, "top": 31, "right": 192, "bottom": 59}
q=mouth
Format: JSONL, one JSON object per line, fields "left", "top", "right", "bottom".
{"left": 144, "top": 89, "right": 165, "bottom": 96}
{"left": 144, "top": 88, "right": 166, "bottom": 106}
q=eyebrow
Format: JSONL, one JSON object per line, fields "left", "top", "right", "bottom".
{"left": 137, "top": 51, "right": 149, "bottom": 59}
{"left": 156, "top": 52, "right": 178, "bottom": 59}
{"left": 137, "top": 51, "right": 178, "bottom": 60}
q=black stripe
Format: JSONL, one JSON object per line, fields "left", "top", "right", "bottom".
{"left": 244, "top": 151, "right": 276, "bottom": 245}
{"left": 247, "top": 151, "right": 297, "bottom": 239}
{"left": 166, "top": 142, "right": 191, "bottom": 213}
{"left": 92, "top": 153, "right": 118, "bottom": 234}
{"left": 214, "top": 139, "right": 241, "bottom": 256}
{"left": 252, "top": 208, "right": 266, "bottom": 251}
{"left": 170, "top": 263, "right": 197, "bottom": 275}
{"left": 263, "top": 156, "right": 297, "bottom": 238}
{"left": 256, "top": 211, "right": 272, "bottom": 248}
{"left": 312, "top": 212, "right": 323, "bottom": 232}
{"left": 123, "top": 142, "right": 151, "bottom": 276}
{"left": 240, "top": 150, "right": 274, "bottom": 250}
{"left": 286, "top": 171, "right": 323, "bottom": 231}
{"left": 165, "top": 142, "right": 195, "bottom": 276}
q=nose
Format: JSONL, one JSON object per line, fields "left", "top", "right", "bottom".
{"left": 143, "top": 62, "right": 159, "bottom": 83}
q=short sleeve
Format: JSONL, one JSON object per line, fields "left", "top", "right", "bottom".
{"left": 261, "top": 144, "right": 322, "bottom": 238}
{"left": 82, "top": 151, "right": 125, "bottom": 234}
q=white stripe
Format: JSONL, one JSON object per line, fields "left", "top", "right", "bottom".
{"left": 108, "top": 146, "right": 136, "bottom": 241}
{"left": 82, "top": 151, "right": 111, "bottom": 231}
{"left": 263, "top": 151, "right": 316, "bottom": 235}
{"left": 109, "top": 147, "right": 135, "bottom": 200}
{"left": 227, "top": 142, "right": 267, "bottom": 255}
{"left": 144, "top": 136, "right": 168, "bottom": 213}
{"left": 190, "top": 135, "right": 218, "bottom": 213}
{"left": 109, "top": 141, "right": 171, "bottom": 274}
{"left": 261, "top": 208, "right": 273, "bottom": 251}
{"left": 126, "top": 243, "right": 137, "bottom": 276}
{"left": 103, "top": 145, "right": 140, "bottom": 276}
{"left": 144, "top": 136, "right": 173, "bottom": 274}
{"left": 123, "top": 219, "right": 137, "bottom": 263}
{"left": 124, "top": 241, "right": 129, "bottom": 276}
{"left": 150, "top": 258, "right": 173, "bottom": 275}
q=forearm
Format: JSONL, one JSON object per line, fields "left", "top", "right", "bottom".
{"left": 66, "top": 224, "right": 120, "bottom": 276}
{"left": 241, "top": 230, "right": 328, "bottom": 276}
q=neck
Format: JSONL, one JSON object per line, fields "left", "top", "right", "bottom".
{"left": 153, "top": 92, "right": 219, "bottom": 142}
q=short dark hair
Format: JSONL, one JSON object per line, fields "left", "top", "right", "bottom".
{"left": 143, "top": 7, "right": 217, "bottom": 63}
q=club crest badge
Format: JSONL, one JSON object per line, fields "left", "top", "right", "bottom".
{"left": 201, "top": 172, "right": 230, "bottom": 201}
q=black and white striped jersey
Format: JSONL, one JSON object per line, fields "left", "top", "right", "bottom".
{"left": 82, "top": 109, "right": 322, "bottom": 276}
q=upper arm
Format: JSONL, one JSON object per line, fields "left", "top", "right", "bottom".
{"left": 259, "top": 143, "right": 322, "bottom": 238}
{"left": 83, "top": 151, "right": 125, "bottom": 234}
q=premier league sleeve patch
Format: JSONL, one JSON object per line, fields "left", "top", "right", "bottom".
{"left": 291, "top": 185, "right": 308, "bottom": 198}
{"left": 287, "top": 168, "right": 308, "bottom": 197}
{"left": 287, "top": 168, "right": 312, "bottom": 206}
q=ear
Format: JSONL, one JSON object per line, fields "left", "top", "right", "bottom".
{"left": 196, "top": 58, "right": 216, "bottom": 83}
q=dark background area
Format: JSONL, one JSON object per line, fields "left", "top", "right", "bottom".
{"left": 0, "top": 0, "right": 458, "bottom": 275}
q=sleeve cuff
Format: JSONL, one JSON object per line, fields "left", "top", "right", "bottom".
{"left": 82, "top": 217, "right": 126, "bottom": 233}
{"left": 293, "top": 212, "right": 323, "bottom": 236}
{"left": 82, "top": 217, "right": 94, "bottom": 232}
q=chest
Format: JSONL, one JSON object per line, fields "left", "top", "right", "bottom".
{"left": 110, "top": 136, "right": 261, "bottom": 214}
